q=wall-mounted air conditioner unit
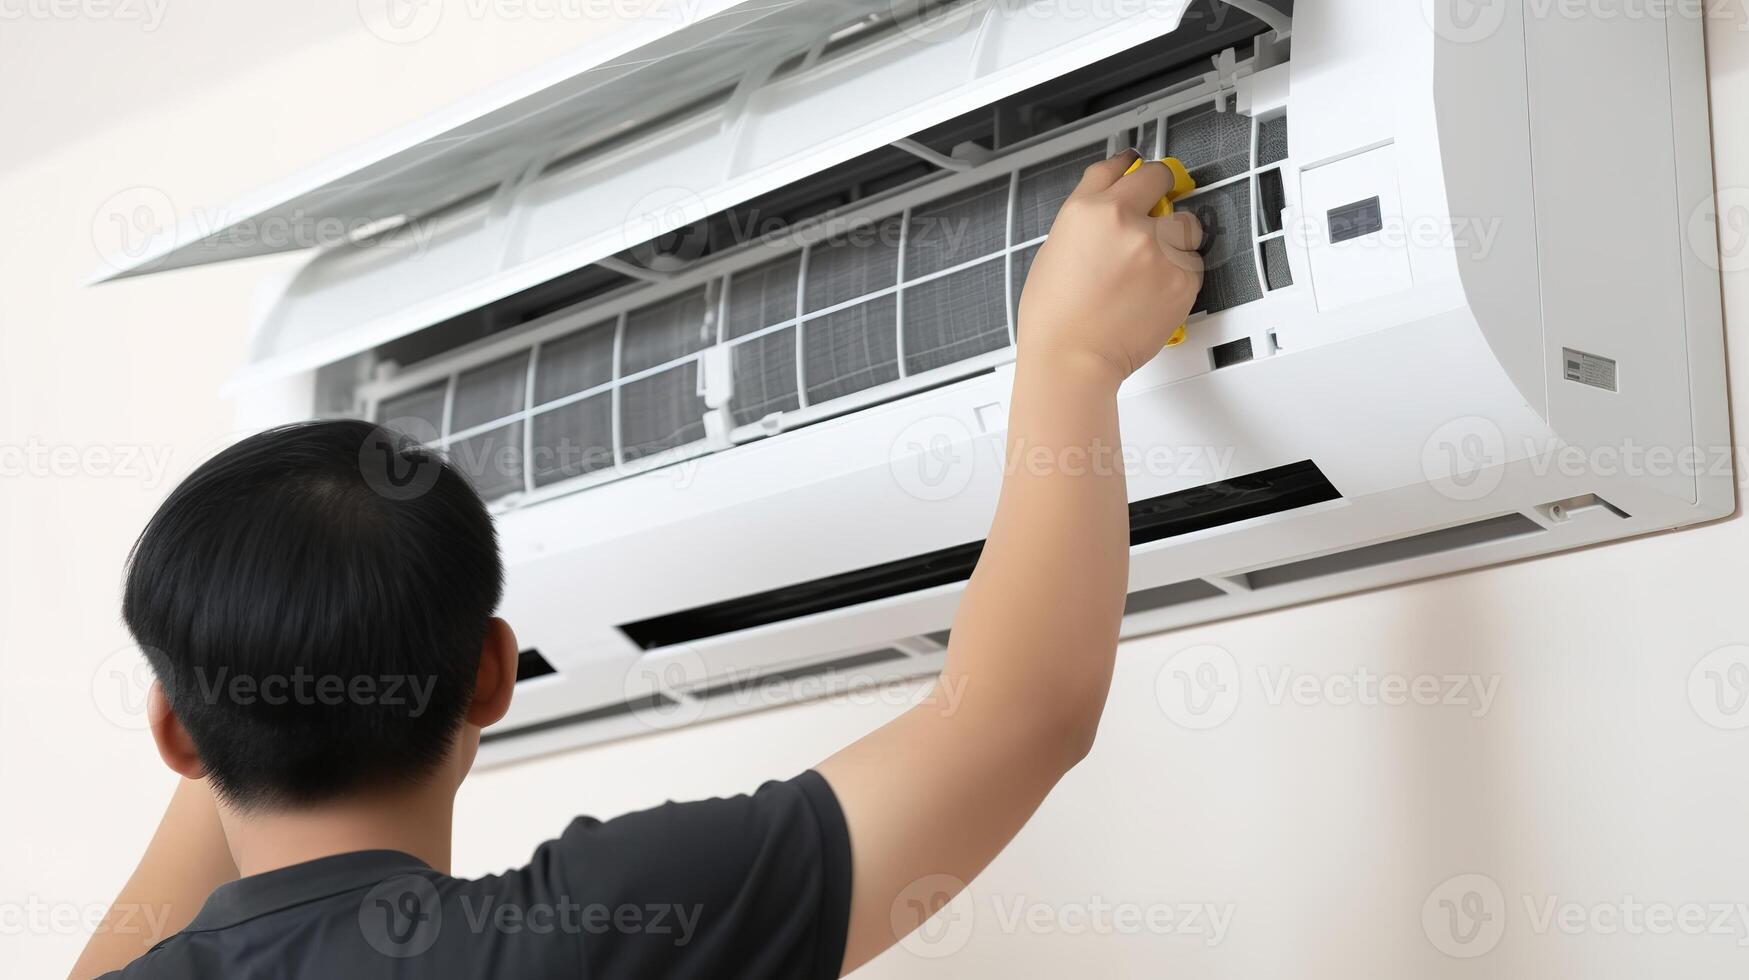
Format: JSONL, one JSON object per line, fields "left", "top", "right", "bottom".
{"left": 99, "top": 0, "right": 1730, "bottom": 765}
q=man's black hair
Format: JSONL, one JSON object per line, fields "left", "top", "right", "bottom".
{"left": 122, "top": 419, "right": 504, "bottom": 809}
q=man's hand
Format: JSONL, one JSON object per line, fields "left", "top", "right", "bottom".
{"left": 1019, "top": 151, "right": 1205, "bottom": 381}
{"left": 816, "top": 148, "right": 1203, "bottom": 974}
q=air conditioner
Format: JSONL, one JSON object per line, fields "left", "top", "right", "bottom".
{"left": 99, "top": 0, "right": 1730, "bottom": 764}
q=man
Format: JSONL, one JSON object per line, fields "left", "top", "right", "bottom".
{"left": 72, "top": 149, "right": 1203, "bottom": 978}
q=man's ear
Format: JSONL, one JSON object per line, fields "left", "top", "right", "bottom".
{"left": 466, "top": 617, "right": 519, "bottom": 728}
{"left": 147, "top": 682, "right": 205, "bottom": 780}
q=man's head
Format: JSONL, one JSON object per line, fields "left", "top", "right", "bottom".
{"left": 124, "top": 419, "right": 517, "bottom": 810}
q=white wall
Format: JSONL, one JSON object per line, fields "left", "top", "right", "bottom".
{"left": 3, "top": 6, "right": 1746, "bottom": 978}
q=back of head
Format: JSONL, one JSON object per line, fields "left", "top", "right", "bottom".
{"left": 123, "top": 419, "right": 504, "bottom": 810}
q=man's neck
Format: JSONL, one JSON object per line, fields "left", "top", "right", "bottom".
{"left": 220, "top": 780, "right": 457, "bottom": 878}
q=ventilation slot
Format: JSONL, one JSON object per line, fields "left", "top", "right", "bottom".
{"left": 1209, "top": 337, "right": 1254, "bottom": 370}
{"left": 619, "top": 460, "right": 1340, "bottom": 649}
{"left": 1237, "top": 513, "right": 1543, "bottom": 590}
{"left": 515, "top": 648, "right": 557, "bottom": 682}
{"left": 689, "top": 648, "right": 911, "bottom": 702}
{"left": 480, "top": 693, "right": 678, "bottom": 743}
{"left": 1124, "top": 578, "right": 1226, "bottom": 615}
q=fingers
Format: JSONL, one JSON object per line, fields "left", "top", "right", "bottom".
{"left": 1072, "top": 148, "right": 1141, "bottom": 197}
{"left": 1156, "top": 210, "right": 1204, "bottom": 253}
{"left": 1106, "top": 158, "right": 1178, "bottom": 213}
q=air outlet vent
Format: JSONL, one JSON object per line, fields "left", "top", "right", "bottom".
{"left": 1237, "top": 513, "right": 1544, "bottom": 590}
{"left": 619, "top": 460, "right": 1340, "bottom": 649}
{"left": 1123, "top": 578, "right": 1226, "bottom": 615}
{"left": 515, "top": 648, "right": 557, "bottom": 682}
{"left": 480, "top": 693, "right": 677, "bottom": 744}
{"left": 689, "top": 648, "right": 911, "bottom": 702}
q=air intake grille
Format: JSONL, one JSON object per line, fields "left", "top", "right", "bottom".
{"left": 372, "top": 104, "right": 1295, "bottom": 504}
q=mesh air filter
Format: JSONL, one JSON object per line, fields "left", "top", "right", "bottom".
{"left": 730, "top": 328, "right": 801, "bottom": 426}
{"left": 1015, "top": 144, "right": 1104, "bottom": 242}
{"left": 1258, "top": 115, "right": 1289, "bottom": 166}
{"left": 620, "top": 362, "right": 707, "bottom": 460}
{"left": 725, "top": 252, "right": 800, "bottom": 340}
{"left": 902, "top": 259, "right": 1008, "bottom": 375}
{"left": 1258, "top": 168, "right": 1286, "bottom": 235}
{"left": 530, "top": 393, "right": 614, "bottom": 486}
{"left": 803, "top": 217, "right": 900, "bottom": 312}
{"left": 451, "top": 352, "right": 528, "bottom": 433}
{"left": 449, "top": 421, "right": 524, "bottom": 500}
{"left": 904, "top": 178, "right": 1008, "bottom": 278}
{"left": 378, "top": 381, "right": 446, "bottom": 435}
{"left": 535, "top": 320, "right": 615, "bottom": 404}
{"left": 1262, "top": 236, "right": 1293, "bottom": 291}
{"left": 1167, "top": 100, "right": 1250, "bottom": 186}
{"left": 802, "top": 294, "right": 899, "bottom": 403}
{"left": 621, "top": 289, "right": 712, "bottom": 374}
{"left": 1185, "top": 181, "right": 1261, "bottom": 314}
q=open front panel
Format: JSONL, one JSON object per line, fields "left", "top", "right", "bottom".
{"left": 366, "top": 46, "right": 1303, "bottom": 507}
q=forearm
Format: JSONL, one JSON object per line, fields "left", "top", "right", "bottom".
{"left": 943, "top": 351, "right": 1130, "bottom": 754}
{"left": 69, "top": 778, "right": 236, "bottom": 979}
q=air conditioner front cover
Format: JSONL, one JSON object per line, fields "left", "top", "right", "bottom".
{"left": 93, "top": 0, "right": 1199, "bottom": 394}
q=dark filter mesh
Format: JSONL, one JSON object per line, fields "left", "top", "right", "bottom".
{"left": 378, "top": 381, "right": 446, "bottom": 437}
{"left": 448, "top": 421, "right": 524, "bottom": 500}
{"left": 535, "top": 320, "right": 615, "bottom": 404}
{"left": 530, "top": 393, "right": 614, "bottom": 486}
{"left": 450, "top": 352, "right": 528, "bottom": 433}
{"left": 725, "top": 252, "right": 800, "bottom": 340}
{"left": 619, "top": 362, "right": 708, "bottom": 460}
{"left": 1185, "top": 181, "right": 1261, "bottom": 315}
{"left": 802, "top": 295, "right": 899, "bottom": 403}
{"left": 730, "top": 328, "right": 801, "bottom": 426}
{"left": 905, "top": 178, "right": 1008, "bottom": 279}
{"left": 902, "top": 259, "right": 1009, "bottom": 375}
{"left": 1015, "top": 144, "right": 1105, "bottom": 242}
{"left": 1167, "top": 100, "right": 1250, "bottom": 186}
{"left": 621, "top": 289, "right": 712, "bottom": 375}
{"left": 803, "top": 217, "right": 901, "bottom": 312}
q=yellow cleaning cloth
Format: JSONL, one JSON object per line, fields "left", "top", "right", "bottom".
{"left": 1123, "top": 157, "right": 1198, "bottom": 346}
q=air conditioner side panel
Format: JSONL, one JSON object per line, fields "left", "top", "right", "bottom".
{"left": 1527, "top": 8, "right": 1709, "bottom": 509}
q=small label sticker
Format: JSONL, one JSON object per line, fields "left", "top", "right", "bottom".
{"left": 1562, "top": 348, "right": 1617, "bottom": 391}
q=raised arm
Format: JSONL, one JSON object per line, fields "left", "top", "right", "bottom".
{"left": 68, "top": 776, "right": 237, "bottom": 979}
{"left": 815, "top": 149, "right": 1204, "bottom": 974}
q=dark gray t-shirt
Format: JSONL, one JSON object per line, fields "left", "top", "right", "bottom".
{"left": 104, "top": 771, "right": 852, "bottom": 979}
